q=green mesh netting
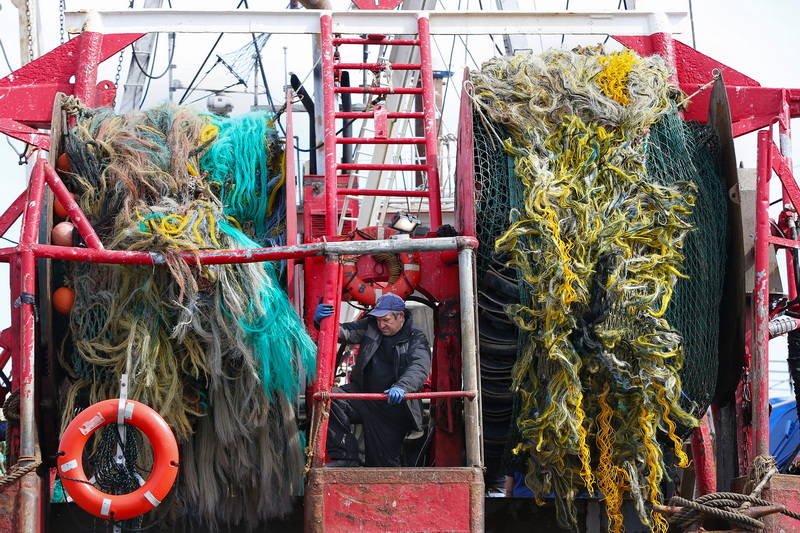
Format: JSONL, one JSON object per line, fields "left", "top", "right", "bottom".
{"left": 57, "top": 100, "right": 314, "bottom": 530}
{"left": 470, "top": 47, "right": 729, "bottom": 533}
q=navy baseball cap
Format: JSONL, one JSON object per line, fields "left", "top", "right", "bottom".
{"left": 368, "top": 293, "right": 406, "bottom": 317}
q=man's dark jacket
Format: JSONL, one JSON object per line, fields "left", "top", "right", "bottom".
{"left": 338, "top": 310, "right": 431, "bottom": 431}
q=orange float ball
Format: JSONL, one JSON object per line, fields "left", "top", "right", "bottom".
{"left": 51, "top": 221, "right": 74, "bottom": 246}
{"left": 53, "top": 192, "right": 76, "bottom": 219}
{"left": 53, "top": 287, "right": 76, "bottom": 315}
{"left": 56, "top": 152, "right": 72, "bottom": 173}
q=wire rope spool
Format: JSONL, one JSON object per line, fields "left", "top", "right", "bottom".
{"left": 340, "top": 226, "right": 422, "bottom": 306}
{"left": 57, "top": 399, "right": 179, "bottom": 521}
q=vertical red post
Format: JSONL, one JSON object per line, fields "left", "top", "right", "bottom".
{"left": 752, "top": 129, "right": 772, "bottom": 459}
{"left": 416, "top": 14, "right": 442, "bottom": 230}
{"left": 73, "top": 32, "right": 104, "bottom": 106}
{"left": 311, "top": 254, "right": 342, "bottom": 466}
{"left": 320, "top": 14, "right": 339, "bottom": 237}
{"left": 15, "top": 157, "right": 46, "bottom": 533}
{"left": 690, "top": 413, "right": 717, "bottom": 495}
{"left": 455, "top": 68, "right": 476, "bottom": 237}
{"left": 285, "top": 87, "right": 298, "bottom": 305}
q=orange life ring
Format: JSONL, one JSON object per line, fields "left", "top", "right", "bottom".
{"left": 341, "top": 226, "right": 422, "bottom": 306}
{"left": 57, "top": 399, "right": 179, "bottom": 521}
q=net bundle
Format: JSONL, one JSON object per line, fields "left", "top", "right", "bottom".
{"left": 471, "top": 46, "right": 727, "bottom": 532}
{"left": 57, "top": 101, "right": 315, "bottom": 530}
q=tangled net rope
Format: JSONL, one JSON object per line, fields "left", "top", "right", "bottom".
{"left": 471, "top": 46, "right": 698, "bottom": 532}
{"left": 57, "top": 101, "right": 315, "bottom": 530}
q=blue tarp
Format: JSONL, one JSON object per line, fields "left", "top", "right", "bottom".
{"left": 770, "top": 398, "right": 800, "bottom": 471}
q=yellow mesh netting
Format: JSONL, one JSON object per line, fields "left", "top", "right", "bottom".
{"left": 471, "top": 46, "right": 699, "bottom": 532}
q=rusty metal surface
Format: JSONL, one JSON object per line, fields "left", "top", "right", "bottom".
{"left": 0, "top": 478, "right": 21, "bottom": 532}
{"left": 305, "top": 467, "right": 484, "bottom": 532}
{"left": 756, "top": 474, "right": 800, "bottom": 532}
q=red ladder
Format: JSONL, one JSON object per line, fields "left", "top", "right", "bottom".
{"left": 320, "top": 14, "right": 442, "bottom": 236}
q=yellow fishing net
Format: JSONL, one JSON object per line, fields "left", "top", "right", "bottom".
{"left": 471, "top": 46, "right": 698, "bottom": 532}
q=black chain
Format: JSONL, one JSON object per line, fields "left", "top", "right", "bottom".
{"left": 60, "top": 0, "right": 66, "bottom": 45}
{"left": 24, "top": 0, "right": 34, "bottom": 62}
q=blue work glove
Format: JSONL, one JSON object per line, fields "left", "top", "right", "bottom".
{"left": 384, "top": 386, "right": 405, "bottom": 405}
{"left": 314, "top": 303, "right": 334, "bottom": 328}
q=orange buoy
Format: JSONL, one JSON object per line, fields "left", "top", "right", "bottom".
{"left": 53, "top": 287, "right": 76, "bottom": 315}
{"left": 56, "top": 152, "right": 72, "bottom": 174}
{"left": 51, "top": 221, "right": 74, "bottom": 246}
{"left": 53, "top": 192, "right": 76, "bottom": 219}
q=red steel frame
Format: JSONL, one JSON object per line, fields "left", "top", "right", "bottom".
{"left": 7, "top": 13, "right": 796, "bottom": 533}
{"left": 0, "top": 26, "right": 471, "bottom": 530}
{"left": 5, "top": 151, "right": 480, "bottom": 531}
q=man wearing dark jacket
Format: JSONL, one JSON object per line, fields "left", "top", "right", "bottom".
{"left": 315, "top": 293, "right": 431, "bottom": 467}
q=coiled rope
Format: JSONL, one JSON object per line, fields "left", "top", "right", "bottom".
{"left": 665, "top": 456, "right": 800, "bottom": 531}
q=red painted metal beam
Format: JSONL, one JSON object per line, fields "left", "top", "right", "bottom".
{"left": 0, "top": 192, "right": 26, "bottom": 237}
{"left": 0, "top": 32, "right": 143, "bottom": 129}
{"left": 285, "top": 87, "right": 297, "bottom": 305}
{"left": 312, "top": 255, "right": 344, "bottom": 466}
{"left": 336, "top": 111, "right": 423, "bottom": 120}
{"left": 0, "top": 119, "right": 49, "bottom": 152}
{"left": 333, "top": 37, "right": 419, "bottom": 46}
{"left": 335, "top": 62, "right": 422, "bottom": 71}
{"left": 690, "top": 413, "right": 717, "bottom": 495}
{"left": 336, "top": 163, "right": 427, "bottom": 171}
{"left": 417, "top": 15, "right": 442, "bottom": 231}
{"left": 615, "top": 34, "right": 758, "bottom": 85}
{"left": 614, "top": 34, "right": 800, "bottom": 134}
{"left": 753, "top": 130, "right": 773, "bottom": 459}
{"left": 321, "top": 14, "right": 338, "bottom": 237}
{"left": 336, "top": 187, "right": 430, "bottom": 197}
{"left": 43, "top": 163, "right": 105, "bottom": 250}
{"left": 455, "top": 67, "right": 476, "bottom": 238}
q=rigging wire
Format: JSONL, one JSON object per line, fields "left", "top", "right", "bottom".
{"left": 131, "top": 32, "right": 176, "bottom": 80}
{"left": 137, "top": 33, "right": 160, "bottom": 109}
{"left": 603, "top": 0, "right": 625, "bottom": 44}
{"left": 178, "top": 35, "right": 224, "bottom": 104}
{"left": 0, "top": 38, "right": 14, "bottom": 73}
{"left": 177, "top": 0, "right": 252, "bottom": 105}
{"left": 475, "top": 0, "right": 506, "bottom": 56}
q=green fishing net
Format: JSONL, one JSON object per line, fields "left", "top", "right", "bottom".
{"left": 471, "top": 47, "right": 728, "bottom": 532}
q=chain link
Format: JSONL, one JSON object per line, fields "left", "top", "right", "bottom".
{"left": 113, "top": 50, "right": 125, "bottom": 107}
{"left": 59, "top": 0, "right": 66, "bottom": 45}
{"left": 24, "top": 0, "right": 34, "bottom": 63}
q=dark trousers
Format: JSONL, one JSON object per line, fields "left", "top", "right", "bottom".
{"left": 327, "top": 384, "right": 412, "bottom": 467}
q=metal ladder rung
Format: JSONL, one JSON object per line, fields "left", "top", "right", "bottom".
{"left": 334, "top": 62, "right": 422, "bottom": 71}
{"left": 334, "top": 87, "right": 423, "bottom": 95}
{"left": 337, "top": 163, "right": 427, "bottom": 172}
{"left": 335, "top": 111, "right": 424, "bottom": 120}
{"left": 333, "top": 37, "right": 420, "bottom": 46}
{"left": 336, "top": 137, "right": 426, "bottom": 145}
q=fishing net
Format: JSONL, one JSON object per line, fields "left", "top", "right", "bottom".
{"left": 56, "top": 100, "right": 315, "bottom": 530}
{"left": 470, "top": 46, "right": 728, "bottom": 532}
